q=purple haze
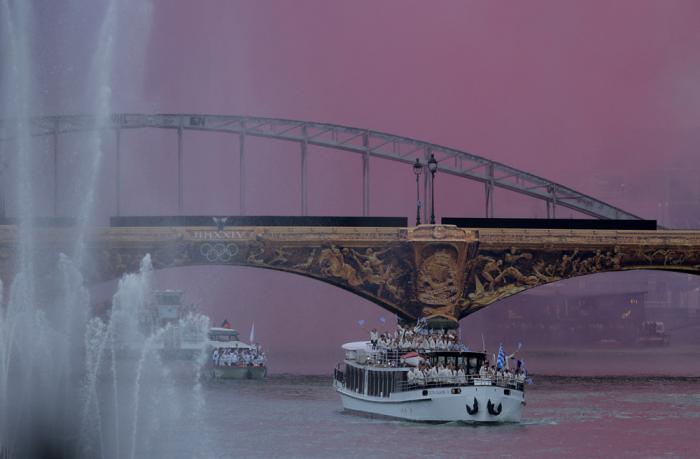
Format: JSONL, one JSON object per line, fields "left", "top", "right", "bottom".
{"left": 7, "top": 1, "right": 700, "bottom": 374}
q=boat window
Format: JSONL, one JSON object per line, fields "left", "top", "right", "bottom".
{"left": 366, "top": 370, "right": 393, "bottom": 397}
{"left": 345, "top": 364, "right": 361, "bottom": 393}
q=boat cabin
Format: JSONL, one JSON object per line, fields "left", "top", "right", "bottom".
{"left": 338, "top": 343, "right": 491, "bottom": 399}
{"left": 425, "top": 350, "right": 488, "bottom": 376}
{"left": 208, "top": 327, "right": 240, "bottom": 342}
{"left": 143, "top": 290, "right": 197, "bottom": 330}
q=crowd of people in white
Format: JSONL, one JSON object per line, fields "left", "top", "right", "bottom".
{"left": 405, "top": 362, "right": 527, "bottom": 387}
{"left": 369, "top": 323, "right": 467, "bottom": 351}
{"left": 212, "top": 347, "right": 266, "bottom": 367}
{"left": 368, "top": 323, "right": 527, "bottom": 388}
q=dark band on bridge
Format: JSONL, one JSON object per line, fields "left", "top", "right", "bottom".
{"left": 110, "top": 215, "right": 408, "bottom": 228}
{"left": 442, "top": 218, "right": 657, "bottom": 231}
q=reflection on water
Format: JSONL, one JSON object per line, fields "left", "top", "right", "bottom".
{"left": 151, "top": 375, "right": 700, "bottom": 459}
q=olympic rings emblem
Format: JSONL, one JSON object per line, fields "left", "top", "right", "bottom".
{"left": 200, "top": 242, "right": 239, "bottom": 262}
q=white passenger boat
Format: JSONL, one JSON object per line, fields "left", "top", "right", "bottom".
{"left": 207, "top": 327, "right": 267, "bottom": 380}
{"left": 144, "top": 290, "right": 206, "bottom": 358}
{"left": 333, "top": 341, "right": 525, "bottom": 423}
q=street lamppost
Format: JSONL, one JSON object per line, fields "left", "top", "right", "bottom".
{"left": 428, "top": 153, "right": 437, "bottom": 224}
{"left": 412, "top": 158, "right": 423, "bottom": 225}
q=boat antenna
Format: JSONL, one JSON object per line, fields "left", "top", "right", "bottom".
{"left": 481, "top": 333, "right": 486, "bottom": 353}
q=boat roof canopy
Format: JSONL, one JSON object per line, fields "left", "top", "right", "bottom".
{"left": 342, "top": 341, "right": 371, "bottom": 351}
{"left": 209, "top": 340, "right": 253, "bottom": 350}
{"left": 428, "top": 350, "right": 487, "bottom": 358}
{"left": 209, "top": 327, "right": 239, "bottom": 335}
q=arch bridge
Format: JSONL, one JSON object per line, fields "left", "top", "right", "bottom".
{"left": 0, "top": 223, "right": 697, "bottom": 328}
{"left": 0, "top": 114, "right": 696, "bottom": 327}
{"left": 0, "top": 113, "right": 643, "bottom": 220}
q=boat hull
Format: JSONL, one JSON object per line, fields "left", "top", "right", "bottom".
{"left": 336, "top": 384, "right": 524, "bottom": 423}
{"left": 213, "top": 366, "right": 267, "bottom": 380}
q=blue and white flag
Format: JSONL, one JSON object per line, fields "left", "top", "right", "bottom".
{"left": 357, "top": 319, "right": 366, "bottom": 327}
{"left": 496, "top": 343, "right": 505, "bottom": 370}
{"left": 379, "top": 316, "right": 386, "bottom": 324}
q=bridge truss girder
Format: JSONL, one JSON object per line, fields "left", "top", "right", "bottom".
{"left": 0, "top": 113, "right": 643, "bottom": 221}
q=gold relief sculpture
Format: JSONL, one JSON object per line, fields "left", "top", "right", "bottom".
{"left": 1, "top": 224, "right": 699, "bottom": 324}
{"left": 348, "top": 247, "right": 405, "bottom": 300}
{"left": 293, "top": 248, "right": 317, "bottom": 270}
{"left": 416, "top": 247, "right": 460, "bottom": 305}
{"left": 318, "top": 246, "right": 363, "bottom": 287}
{"left": 533, "top": 260, "right": 558, "bottom": 282}
{"left": 496, "top": 265, "right": 539, "bottom": 287}
{"left": 643, "top": 249, "right": 686, "bottom": 266}
{"left": 421, "top": 303, "right": 457, "bottom": 321}
{"left": 504, "top": 247, "right": 533, "bottom": 264}
{"left": 246, "top": 239, "right": 266, "bottom": 265}
{"left": 268, "top": 247, "right": 291, "bottom": 265}
{"left": 465, "top": 282, "right": 527, "bottom": 307}
{"left": 316, "top": 245, "right": 406, "bottom": 301}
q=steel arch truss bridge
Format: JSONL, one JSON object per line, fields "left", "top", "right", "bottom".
{"left": 0, "top": 113, "right": 644, "bottom": 220}
{"left": 3, "top": 224, "right": 697, "bottom": 327}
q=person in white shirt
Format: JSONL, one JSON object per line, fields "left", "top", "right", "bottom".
{"left": 415, "top": 367, "right": 426, "bottom": 386}
{"left": 370, "top": 329, "right": 379, "bottom": 349}
{"left": 479, "top": 362, "right": 489, "bottom": 378}
{"left": 212, "top": 349, "right": 220, "bottom": 366}
{"left": 436, "top": 365, "right": 448, "bottom": 384}
{"left": 428, "top": 366, "right": 438, "bottom": 384}
{"left": 456, "top": 366, "right": 466, "bottom": 384}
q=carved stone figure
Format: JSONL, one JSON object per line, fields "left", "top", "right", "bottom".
{"left": 417, "top": 249, "right": 460, "bottom": 304}
{"left": 293, "top": 248, "right": 317, "bottom": 270}
{"left": 246, "top": 240, "right": 265, "bottom": 264}
{"left": 318, "top": 246, "right": 363, "bottom": 287}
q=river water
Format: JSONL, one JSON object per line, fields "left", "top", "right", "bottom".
{"left": 155, "top": 375, "right": 700, "bottom": 459}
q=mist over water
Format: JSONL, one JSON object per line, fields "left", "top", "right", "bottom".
{"left": 0, "top": 2, "right": 210, "bottom": 457}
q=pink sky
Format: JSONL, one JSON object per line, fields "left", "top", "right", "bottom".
{"left": 13, "top": 1, "right": 700, "bottom": 372}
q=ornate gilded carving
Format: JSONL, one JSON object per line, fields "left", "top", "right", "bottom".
{"left": 416, "top": 245, "right": 460, "bottom": 305}
{"left": 316, "top": 245, "right": 408, "bottom": 302}
{"left": 318, "top": 246, "right": 363, "bottom": 287}
{"left": 0, "top": 224, "right": 699, "bottom": 327}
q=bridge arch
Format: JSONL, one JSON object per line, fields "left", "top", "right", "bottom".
{"left": 0, "top": 113, "right": 643, "bottom": 221}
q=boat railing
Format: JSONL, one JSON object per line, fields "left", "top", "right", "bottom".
{"left": 392, "top": 375, "right": 525, "bottom": 393}
{"left": 333, "top": 367, "right": 344, "bottom": 384}
{"left": 402, "top": 375, "right": 525, "bottom": 392}
{"left": 333, "top": 367, "right": 524, "bottom": 394}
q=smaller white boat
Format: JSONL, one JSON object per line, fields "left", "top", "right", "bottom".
{"left": 207, "top": 327, "right": 267, "bottom": 380}
{"left": 111, "top": 289, "right": 208, "bottom": 359}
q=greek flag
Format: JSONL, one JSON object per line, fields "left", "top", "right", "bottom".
{"left": 496, "top": 343, "right": 505, "bottom": 370}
